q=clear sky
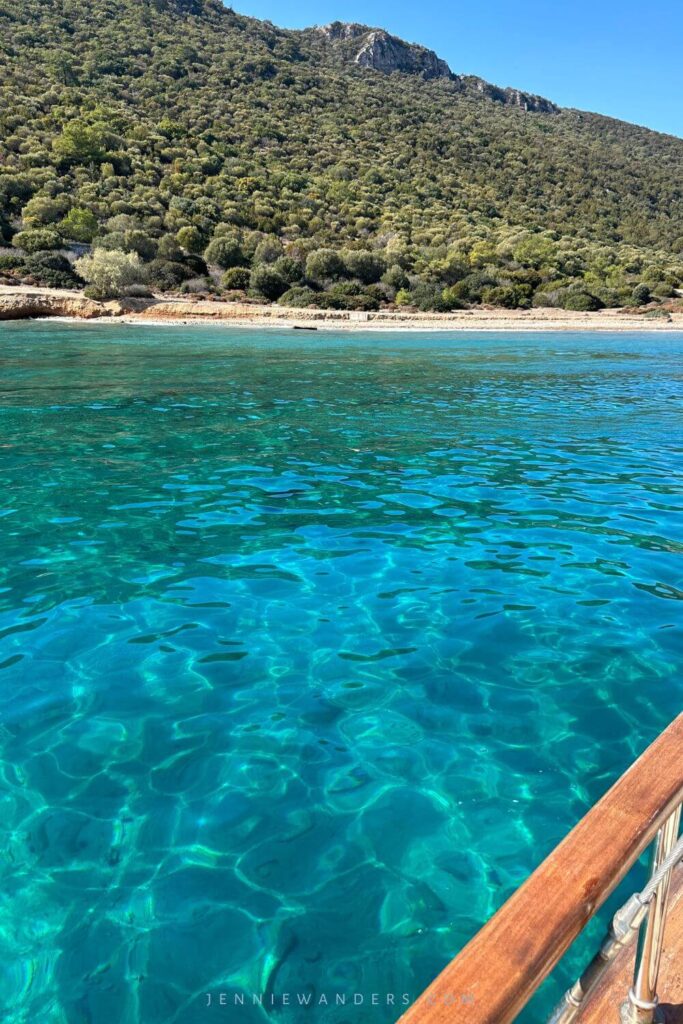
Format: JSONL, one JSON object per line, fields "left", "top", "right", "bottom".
{"left": 231, "top": 0, "right": 683, "bottom": 138}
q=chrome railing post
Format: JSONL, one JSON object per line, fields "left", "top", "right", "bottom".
{"left": 622, "top": 804, "right": 682, "bottom": 1024}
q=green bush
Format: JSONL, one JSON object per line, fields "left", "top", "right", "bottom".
{"left": 74, "top": 248, "right": 144, "bottom": 299}
{"left": 21, "top": 195, "right": 69, "bottom": 227}
{"left": 631, "top": 283, "right": 652, "bottom": 305}
{"left": 0, "top": 253, "right": 24, "bottom": 271}
{"left": 53, "top": 120, "right": 108, "bottom": 166}
{"left": 146, "top": 258, "right": 193, "bottom": 289}
{"left": 342, "top": 250, "right": 386, "bottom": 284}
{"left": 382, "top": 264, "right": 410, "bottom": 291}
{"left": 176, "top": 226, "right": 206, "bottom": 254}
{"left": 652, "top": 282, "right": 676, "bottom": 299}
{"left": 278, "top": 286, "right": 319, "bottom": 307}
{"left": 23, "top": 251, "right": 82, "bottom": 289}
{"left": 253, "top": 237, "right": 284, "bottom": 264}
{"left": 58, "top": 207, "right": 99, "bottom": 242}
{"left": 249, "top": 264, "right": 288, "bottom": 300}
{"left": 13, "top": 228, "right": 61, "bottom": 253}
{"left": 221, "top": 267, "right": 250, "bottom": 290}
{"left": 273, "top": 255, "right": 304, "bottom": 284}
{"left": 561, "top": 290, "right": 604, "bottom": 312}
{"left": 305, "top": 248, "right": 345, "bottom": 284}
{"left": 409, "top": 282, "right": 449, "bottom": 312}
{"left": 440, "top": 286, "right": 466, "bottom": 310}
{"left": 204, "top": 236, "right": 245, "bottom": 269}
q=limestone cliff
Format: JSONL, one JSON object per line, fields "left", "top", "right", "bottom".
{"left": 310, "top": 22, "right": 558, "bottom": 112}
{"left": 313, "top": 22, "right": 453, "bottom": 80}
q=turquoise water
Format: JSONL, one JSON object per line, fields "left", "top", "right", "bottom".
{"left": 0, "top": 323, "right": 682, "bottom": 1024}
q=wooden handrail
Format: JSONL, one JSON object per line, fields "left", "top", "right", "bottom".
{"left": 399, "top": 714, "right": 683, "bottom": 1024}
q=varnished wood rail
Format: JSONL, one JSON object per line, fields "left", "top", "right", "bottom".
{"left": 399, "top": 714, "right": 683, "bottom": 1024}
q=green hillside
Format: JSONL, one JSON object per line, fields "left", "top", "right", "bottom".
{"left": 1, "top": 0, "right": 682, "bottom": 309}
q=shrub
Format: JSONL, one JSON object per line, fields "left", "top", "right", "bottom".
{"left": 13, "top": 228, "right": 61, "bottom": 253}
{"left": 561, "top": 290, "right": 604, "bottom": 312}
{"left": 273, "top": 255, "right": 304, "bottom": 284}
{"left": 446, "top": 271, "right": 497, "bottom": 304}
{"left": 179, "top": 277, "right": 213, "bottom": 294}
{"left": 305, "top": 248, "right": 345, "bottom": 283}
{"left": 642, "top": 308, "right": 671, "bottom": 319}
{"left": 124, "top": 283, "right": 154, "bottom": 298}
{"left": 382, "top": 264, "right": 409, "bottom": 291}
{"left": 253, "top": 237, "right": 284, "bottom": 264}
{"left": 652, "top": 282, "right": 676, "bottom": 299}
{"left": 157, "top": 234, "right": 183, "bottom": 260}
{"left": 58, "top": 207, "right": 99, "bottom": 242}
{"left": 631, "top": 283, "right": 652, "bottom": 306}
{"left": 249, "top": 264, "right": 288, "bottom": 300}
{"left": 23, "top": 251, "right": 82, "bottom": 289}
{"left": 409, "top": 282, "right": 449, "bottom": 312}
{"left": 74, "top": 248, "right": 144, "bottom": 299}
{"left": 52, "top": 120, "right": 108, "bottom": 166}
{"left": 176, "top": 225, "right": 205, "bottom": 254}
{"left": 440, "top": 286, "right": 467, "bottom": 310}
{"left": 0, "top": 253, "right": 24, "bottom": 271}
{"left": 222, "top": 266, "right": 250, "bottom": 290}
{"left": 145, "top": 258, "right": 193, "bottom": 290}
{"left": 278, "top": 286, "right": 319, "bottom": 308}
{"left": 204, "top": 235, "right": 245, "bottom": 269}
{"left": 341, "top": 249, "right": 385, "bottom": 284}
{"left": 481, "top": 284, "right": 532, "bottom": 309}
{"left": 319, "top": 283, "right": 380, "bottom": 310}
{"left": 21, "top": 195, "right": 70, "bottom": 227}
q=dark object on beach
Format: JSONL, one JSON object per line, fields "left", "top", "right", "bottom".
{"left": 293, "top": 325, "right": 318, "bottom": 331}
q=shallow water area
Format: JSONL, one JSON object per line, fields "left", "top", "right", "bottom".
{"left": 0, "top": 323, "right": 682, "bottom": 1024}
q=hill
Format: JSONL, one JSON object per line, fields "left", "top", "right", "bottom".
{"left": 1, "top": 0, "right": 682, "bottom": 310}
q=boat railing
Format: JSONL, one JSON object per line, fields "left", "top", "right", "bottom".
{"left": 398, "top": 713, "right": 683, "bottom": 1024}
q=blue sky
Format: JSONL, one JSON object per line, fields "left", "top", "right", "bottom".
{"left": 231, "top": 0, "right": 683, "bottom": 137}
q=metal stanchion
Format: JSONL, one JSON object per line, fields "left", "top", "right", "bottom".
{"left": 621, "top": 805, "right": 682, "bottom": 1024}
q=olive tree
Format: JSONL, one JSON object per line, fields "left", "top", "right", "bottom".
{"left": 74, "top": 248, "right": 145, "bottom": 299}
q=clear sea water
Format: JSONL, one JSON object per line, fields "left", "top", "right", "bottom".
{"left": 0, "top": 323, "right": 682, "bottom": 1024}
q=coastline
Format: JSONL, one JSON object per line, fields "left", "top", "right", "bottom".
{"left": 1, "top": 285, "right": 682, "bottom": 332}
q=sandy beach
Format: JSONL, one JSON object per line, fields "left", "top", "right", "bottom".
{"left": 1, "top": 284, "right": 682, "bottom": 331}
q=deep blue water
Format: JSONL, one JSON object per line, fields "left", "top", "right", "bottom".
{"left": 0, "top": 323, "right": 681, "bottom": 1024}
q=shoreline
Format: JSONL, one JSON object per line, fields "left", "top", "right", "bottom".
{"left": 1, "top": 285, "right": 682, "bottom": 332}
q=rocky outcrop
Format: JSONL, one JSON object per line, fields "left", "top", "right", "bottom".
{"left": 314, "top": 22, "right": 453, "bottom": 80}
{"left": 466, "top": 77, "right": 559, "bottom": 114}
{"left": 353, "top": 30, "right": 452, "bottom": 80}
{"left": 311, "top": 22, "right": 558, "bottom": 111}
{"left": 0, "top": 291, "right": 124, "bottom": 320}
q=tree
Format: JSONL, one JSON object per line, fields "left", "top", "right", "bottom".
{"left": 58, "top": 208, "right": 99, "bottom": 242}
{"left": 74, "top": 248, "right": 145, "bottom": 299}
{"left": 222, "top": 267, "right": 250, "bottom": 290}
{"left": 382, "top": 264, "right": 409, "bottom": 291}
{"left": 342, "top": 250, "right": 386, "bottom": 284}
{"left": 305, "top": 248, "right": 345, "bottom": 284}
{"left": 253, "top": 236, "right": 284, "bottom": 264}
{"left": 52, "top": 121, "right": 108, "bottom": 166}
{"left": 631, "top": 283, "right": 652, "bottom": 306}
{"left": 249, "top": 265, "right": 288, "bottom": 300}
{"left": 204, "top": 236, "right": 246, "bottom": 269}
{"left": 176, "top": 226, "right": 205, "bottom": 254}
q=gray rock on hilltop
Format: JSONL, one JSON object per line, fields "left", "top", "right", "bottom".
{"left": 314, "top": 21, "right": 453, "bottom": 80}
{"left": 311, "top": 21, "right": 558, "bottom": 112}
